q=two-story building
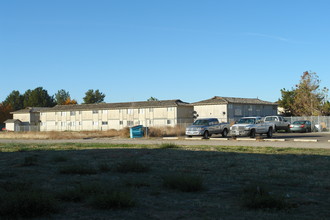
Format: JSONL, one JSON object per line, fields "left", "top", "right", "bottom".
{"left": 193, "top": 96, "right": 278, "bottom": 123}
{"left": 39, "top": 99, "right": 193, "bottom": 131}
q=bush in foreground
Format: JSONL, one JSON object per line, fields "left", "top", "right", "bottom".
{"left": 89, "top": 191, "right": 135, "bottom": 209}
{"left": 114, "top": 160, "right": 149, "bottom": 173}
{"left": 241, "top": 183, "right": 292, "bottom": 210}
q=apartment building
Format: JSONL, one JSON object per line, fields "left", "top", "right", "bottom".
{"left": 39, "top": 99, "right": 193, "bottom": 131}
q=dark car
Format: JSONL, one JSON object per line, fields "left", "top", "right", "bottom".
{"left": 289, "top": 120, "right": 312, "bottom": 132}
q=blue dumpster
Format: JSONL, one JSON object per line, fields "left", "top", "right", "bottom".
{"left": 130, "top": 125, "right": 144, "bottom": 138}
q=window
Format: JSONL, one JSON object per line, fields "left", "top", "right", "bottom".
{"left": 92, "top": 110, "right": 99, "bottom": 114}
{"left": 102, "top": 121, "right": 108, "bottom": 125}
{"left": 167, "top": 107, "right": 174, "bottom": 111}
{"left": 71, "top": 121, "right": 76, "bottom": 126}
{"left": 149, "top": 120, "right": 152, "bottom": 125}
{"left": 102, "top": 110, "right": 108, "bottom": 114}
{"left": 70, "top": 111, "right": 76, "bottom": 116}
{"left": 127, "top": 109, "right": 133, "bottom": 115}
{"left": 61, "top": 112, "right": 66, "bottom": 116}
{"left": 93, "top": 121, "right": 99, "bottom": 126}
{"left": 127, "top": 121, "right": 134, "bottom": 126}
{"left": 149, "top": 108, "right": 153, "bottom": 112}
{"left": 61, "top": 122, "right": 66, "bottom": 127}
{"left": 138, "top": 109, "right": 144, "bottom": 114}
{"left": 119, "top": 121, "right": 123, "bottom": 125}
{"left": 167, "top": 120, "right": 172, "bottom": 125}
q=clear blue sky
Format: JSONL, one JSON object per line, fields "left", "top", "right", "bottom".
{"left": 1, "top": 0, "right": 329, "bottom": 104}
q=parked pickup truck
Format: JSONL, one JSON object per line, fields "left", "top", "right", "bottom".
{"left": 230, "top": 117, "right": 274, "bottom": 138}
{"left": 264, "top": 116, "right": 290, "bottom": 132}
{"left": 186, "top": 118, "right": 230, "bottom": 139}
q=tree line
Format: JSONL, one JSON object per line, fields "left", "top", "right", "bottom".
{"left": 0, "top": 88, "right": 105, "bottom": 124}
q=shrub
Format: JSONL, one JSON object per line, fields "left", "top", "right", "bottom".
{"left": 163, "top": 174, "right": 203, "bottom": 192}
{"left": 114, "top": 160, "right": 149, "bottom": 173}
{"left": 59, "top": 163, "right": 97, "bottom": 175}
{"left": 241, "top": 183, "right": 291, "bottom": 210}
{"left": 0, "top": 182, "right": 58, "bottom": 218}
{"left": 89, "top": 191, "right": 135, "bottom": 209}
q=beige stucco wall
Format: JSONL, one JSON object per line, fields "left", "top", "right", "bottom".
{"left": 13, "top": 113, "right": 30, "bottom": 123}
{"left": 5, "top": 122, "right": 15, "bottom": 131}
{"left": 194, "top": 104, "right": 228, "bottom": 122}
{"left": 39, "top": 105, "right": 194, "bottom": 131}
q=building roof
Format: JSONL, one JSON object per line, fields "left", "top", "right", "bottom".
{"left": 40, "top": 99, "right": 191, "bottom": 112}
{"left": 193, "top": 96, "right": 277, "bottom": 106}
{"left": 4, "top": 119, "right": 22, "bottom": 123}
{"left": 11, "top": 107, "right": 51, "bottom": 114}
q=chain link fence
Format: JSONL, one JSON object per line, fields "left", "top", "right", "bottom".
{"left": 284, "top": 116, "right": 330, "bottom": 132}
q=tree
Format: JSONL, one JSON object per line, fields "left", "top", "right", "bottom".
{"left": 277, "top": 89, "right": 295, "bottom": 116}
{"left": 293, "top": 71, "right": 325, "bottom": 116}
{"left": 278, "top": 71, "right": 329, "bottom": 116}
{"left": 63, "top": 98, "right": 78, "bottom": 105}
{"left": 55, "top": 89, "right": 71, "bottom": 105}
{"left": 147, "top": 97, "right": 159, "bottom": 101}
{"left": 0, "top": 103, "right": 13, "bottom": 124}
{"left": 83, "top": 89, "right": 105, "bottom": 104}
{"left": 23, "top": 87, "right": 56, "bottom": 108}
{"left": 3, "top": 90, "right": 24, "bottom": 111}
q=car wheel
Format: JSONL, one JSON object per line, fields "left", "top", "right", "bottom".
{"left": 286, "top": 126, "right": 290, "bottom": 133}
{"left": 203, "top": 131, "right": 209, "bottom": 139}
{"left": 186, "top": 135, "right": 192, "bottom": 138}
{"left": 250, "top": 129, "right": 256, "bottom": 138}
{"left": 267, "top": 127, "right": 273, "bottom": 138}
{"left": 222, "top": 129, "right": 228, "bottom": 137}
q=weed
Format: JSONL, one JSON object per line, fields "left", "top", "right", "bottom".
{"left": 22, "top": 155, "right": 38, "bottom": 166}
{"left": 163, "top": 174, "right": 203, "bottom": 192}
{"left": 89, "top": 191, "right": 135, "bottom": 209}
{"left": 114, "top": 160, "right": 149, "bottom": 173}
{"left": 241, "top": 183, "right": 292, "bottom": 210}
{"left": 59, "top": 163, "right": 97, "bottom": 175}
{"left": 51, "top": 155, "right": 68, "bottom": 162}
{"left": 98, "top": 162, "right": 111, "bottom": 172}
{"left": 159, "top": 143, "right": 180, "bottom": 149}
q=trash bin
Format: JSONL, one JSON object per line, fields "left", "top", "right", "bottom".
{"left": 130, "top": 125, "right": 144, "bottom": 138}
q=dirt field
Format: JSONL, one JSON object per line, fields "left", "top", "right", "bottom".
{"left": 0, "top": 142, "right": 329, "bottom": 219}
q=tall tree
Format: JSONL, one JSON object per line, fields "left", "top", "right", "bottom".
{"left": 293, "top": 71, "right": 326, "bottom": 116}
{"left": 83, "top": 89, "right": 105, "bottom": 104}
{"left": 23, "top": 87, "right": 56, "bottom": 108}
{"left": 55, "top": 89, "right": 71, "bottom": 105}
{"left": 3, "top": 90, "right": 24, "bottom": 111}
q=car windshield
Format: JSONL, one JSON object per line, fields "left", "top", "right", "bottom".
{"left": 237, "top": 118, "right": 256, "bottom": 124}
{"left": 293, "top": 121, "right": 305, "bottom": 125}
{"left": 193, "top": 120, "right": 209, "bottom": 126}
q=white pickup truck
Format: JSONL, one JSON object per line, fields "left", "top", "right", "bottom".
{"left": 230, "top": 117, "right": 274, "bottom": 138}
{"left": 185, "top": 118, "right": 230, "bottom": 139}
{"left": 264, "top": 116, "right": 290, "bottom": 132}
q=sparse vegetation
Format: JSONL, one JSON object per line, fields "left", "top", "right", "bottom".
{"left": 0, "top": 143, "right": 329, "bottom": 219}
{"left": 159, "top": 143, "right": 180, "bottom": 149}
{"left": 114, "top": 160, "right": 149, "bottom": 173}
{"left": 163, "top": 174, "right": 203, "bottom": 192}
{"left": 241, "top": 183, "right": 293, "bottom": 210}
{"left": 59, "top": 163, "right": 97, "bottom": 175}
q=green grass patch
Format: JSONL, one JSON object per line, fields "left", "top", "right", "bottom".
{"left": 163, "top": 173, "right": 204, "bottom": 192}
{"left": 159, "top": 143, "right": 180, "bottom": 149}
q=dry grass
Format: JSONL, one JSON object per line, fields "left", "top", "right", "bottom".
{"left": 148, "top": 125, "right": 185, "bottom": 137}
{"left": 0, "top": 143, "right": 329, "bottom": 219}
{"left": 0, "top": 125, "right": 185, "bottom": 139}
